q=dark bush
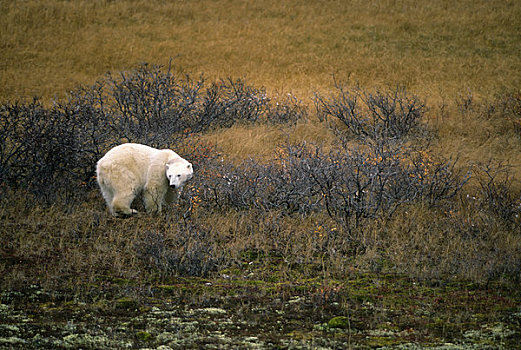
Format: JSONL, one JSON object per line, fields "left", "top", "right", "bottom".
{"left": 474, "top": 162, "right": 521, "bottom": 225}
{"left": 105, "top": 64, "right": 203, "bottom": 147}
{"left": 0, "top": 63, "right": 304, "bottom": 204}
{"left": 193, "top": 140, "right": 469, "bottom": 232}
{"left": 192, "top": 79, "right": 305, "bottom": 132}
{"left": 266, "top": 93, "right": 307, "bottom": 125}
{"left": 194, "top": 78, "right": 269, "bottom": 132}
{"left": 0, "top": 99, "right": 47, "bottom": 188}
{"left": 0, "top": 98, "right": 104, "bottom": 202}
{"left": 315, "top": 82, "right": 426, "bottom": 140}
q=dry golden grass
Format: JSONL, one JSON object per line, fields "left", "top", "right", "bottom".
{"left": 200, "top": 119, "right": 333, "bottom": 161}
{"left": 2, "top": 0, "right": 520, "bottom": 173}
{"left": 0, "top": 0, "right": 519, "bottom": 181}
{"left": 1, "top": 0, "right": 520, "bottom": 102}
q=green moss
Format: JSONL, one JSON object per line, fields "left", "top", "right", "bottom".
{"left": 156, "top": 285, "right": 176, "bottom": 293}
{"left": 136, "top": 331, "right": 153, "bottom": 341}
{"left": 377, "top": 322, "right": 400, "bottom": 332}
{"left": 327, "top": 316, "right": 350, "bottom": 329}
{"left": 112, "top": 278, "right": 133, "bottom": 286}
{"left": 115, "top": 297, "right": 139, "bottom": 310}
{"left": 366, "top": 336, "right": 399, "bottom": 347}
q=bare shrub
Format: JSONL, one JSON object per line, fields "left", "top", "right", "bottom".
{"left": 315, "top": 82, "right": 426, "bottom": 140}
{"left": 106, "top": 63, "right": 203, "bottom": 147}
{"left": 473, "top": 162, "right": 521, "bottom": 225}
{"left": 0, "top": 63, "right": 304, "bottom": 205}
{"left": 0, "top": 98, "right": 102, "bottom": 203}
{"left": 194, "top": 140, "right": 468, "bottom": 234}
{"left": 0, "top": 99, "right": 46, "bottom": 188}
{"left": 194, "top": 78, "right": 269, "bottom": 132}
{"left": 192, "top": 79, "right": 306, "bottom": 132}
{"left": 191, "top": 146, "right": 323, "bottom": 215}
{"left": 266, "top": 93, "right": 307, "bottom": 125}
{"left": 2, "top": 67, "right": 520, "bottom": 287}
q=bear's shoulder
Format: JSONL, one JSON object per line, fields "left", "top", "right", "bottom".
{"left": 160, "top": 148, "right": 181, "bottom": 160}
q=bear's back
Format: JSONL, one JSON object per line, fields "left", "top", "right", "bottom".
{"left": 97, "top": 143, "right": 180, "bottom": 169}
{"left": 98, "top": 143, "right": 155, "bottom": 171}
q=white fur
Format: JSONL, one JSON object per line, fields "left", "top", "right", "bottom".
{"left": 96, "top": 143, "right": 193, "bottom": 217}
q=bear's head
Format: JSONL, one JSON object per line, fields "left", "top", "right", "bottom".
{"left": 166, "top": 158, "right": 193, "bottom": 190}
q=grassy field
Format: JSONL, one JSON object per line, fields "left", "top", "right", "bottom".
{"left": 2, "top": 0, "right": 521, "bottom": 101}
{"left": 2, "top": 0, "right": 521, "bottom": 163}
{"left": 1, "top": 0, "right": 521, "bottom": 348}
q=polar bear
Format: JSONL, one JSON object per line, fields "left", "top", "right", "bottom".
{"left": 96, "top": 143, "right": 193, "bottom": 217}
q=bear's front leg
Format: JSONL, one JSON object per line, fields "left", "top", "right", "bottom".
{"left": 143, "top": 188, "right": 165, "bottom": 214}
{"left": 165, "top": 187, "right": 178, "bottom": 205}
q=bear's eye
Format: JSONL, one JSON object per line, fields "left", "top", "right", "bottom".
{"left": 177, "top": 174, "right": 181, "bottom": 177}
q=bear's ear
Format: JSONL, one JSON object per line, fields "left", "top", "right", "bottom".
{"left": 187, "top": 164, "right": 192, "bottom": 169}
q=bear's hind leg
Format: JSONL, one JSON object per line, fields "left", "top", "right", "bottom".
{"left": 98, "top": 182, "right": 114, "bottom": 209}
{"left": 111, "top": 191, "right": 138, "bottom": 217}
